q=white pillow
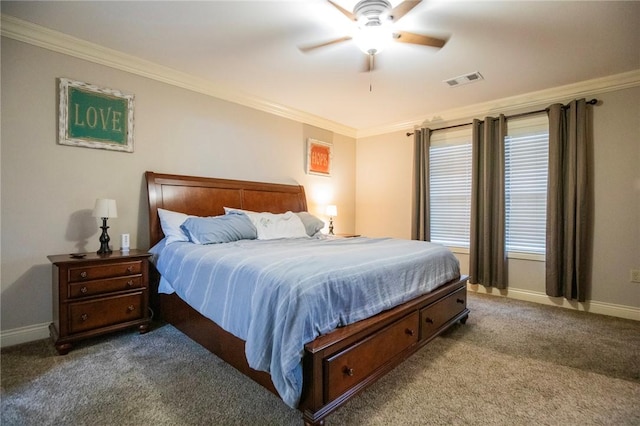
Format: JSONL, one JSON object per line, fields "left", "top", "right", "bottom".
{"left": 157, "top": 208, "right": 193, "bottom": 244}
{"left": 246, "top": 211, "right": 308, "bottom": 240}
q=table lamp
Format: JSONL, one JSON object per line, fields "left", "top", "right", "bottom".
{"left": 326, "top": 205, "right": 337, "bottom": 235}
{"left": 93, "top": 198, "right": 117, "bottom": 254}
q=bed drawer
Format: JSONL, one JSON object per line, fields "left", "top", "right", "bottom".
{"left": 324, "top": 311, "right": 419, "bottom": 403}
{"left": 68, "top": 292, "right": 144, "bottom": 334}
{"left": 68, "top": 261, "right": 142, "bottom": 282}
{"left": 420, "top": 286, "right": 466, "bottom": 341}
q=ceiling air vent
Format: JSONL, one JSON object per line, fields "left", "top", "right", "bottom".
{"left": 444, "top": 71, "right": 484, "bottom": 87}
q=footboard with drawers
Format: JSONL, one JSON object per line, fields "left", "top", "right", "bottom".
{"left": 300, "top": 276, "right": 468, "bottom": 424}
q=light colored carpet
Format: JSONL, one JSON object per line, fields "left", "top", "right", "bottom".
{"left": 2, "top": 293, "right": 639, "bottom": 425}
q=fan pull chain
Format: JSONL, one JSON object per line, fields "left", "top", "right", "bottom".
{"left": 369, "top": 53, "right": 374, "bottom": 92}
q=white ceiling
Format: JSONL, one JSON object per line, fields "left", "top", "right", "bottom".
{"left": 2, "top": 1, "right": 639, "bottom": 135}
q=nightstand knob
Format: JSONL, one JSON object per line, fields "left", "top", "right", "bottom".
{"left": 80, "top": 271, "right": 88, "bottom": 279}
{"left": 127, "top": 305, "right": 135, "bottom": 312}
{"left": 126, "top": 280, "right": 134, "bottom": 287}
{"left": 405, "top": 328, "right": 415, "bottom": 336}
{"left": 80, "top": 286, "right": 88, "bottom": 294}
{"left": 126, "top": 266, "right": 134, "bottom": 273}
{"left": 457, "top": 298, "right": 465, "bottom": 304}
{"left": 425, "top": 317, "right": 433, "bottom": 324}
{"left": 343, "top": 366, "right": 355, "bottom": 377}
{"left": 80, "top": 313, "right": 88, "bottom": 321}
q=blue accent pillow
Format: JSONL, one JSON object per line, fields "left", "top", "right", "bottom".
{"left": 180, "top": 214, "right": 257, "bottom": 244}
{"left": 295, "top": 212, "right": 325, "bottom": 236}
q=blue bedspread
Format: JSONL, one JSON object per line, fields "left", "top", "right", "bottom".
{"left": 153, "top": 237, "right": 460, "bottom": 408}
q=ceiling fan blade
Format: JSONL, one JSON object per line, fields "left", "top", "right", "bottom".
{"left": 389, "top": 1, "right": 422, "bottom": 22}
{"left": 299, "top": 36, "right": 352, "bottom": 53}
{"left": 392, "top": 31, "right": 447, "bottom": 48}
{"left": 328, "top": 0, "right": 356, "bottom": 21}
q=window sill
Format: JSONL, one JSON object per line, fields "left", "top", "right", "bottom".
{"left": 447, "top": 246, "right": 469, "bottom": 255}
{"left": 442, "top": 246, "right": 545, "bottom": 262}
{"left": 507, "top": 251, "right": 545, "bottom": 262}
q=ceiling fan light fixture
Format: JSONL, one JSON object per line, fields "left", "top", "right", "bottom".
{"left": 354, "top": 0, "right": 392, "bottom": 21}
{"left": 353, "top": 24, "right": 392, "bottom": 55}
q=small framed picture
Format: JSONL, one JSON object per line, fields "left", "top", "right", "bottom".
{"left": 58, "top": 78, "right": 134, "bottom": 152}
{"left": 306, "top": 138, "right": 332, "bottom": 177}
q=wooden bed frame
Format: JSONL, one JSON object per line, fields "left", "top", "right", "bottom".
{"left": 145, "top": 171, "right": 469, "bottom": 425}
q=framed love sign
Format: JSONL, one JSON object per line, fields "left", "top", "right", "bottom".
{"left": 306, "top": 138, "right": 332, "bottom": 177}
{"left": 58, "top": 78, "right": 134, "bottom": 152}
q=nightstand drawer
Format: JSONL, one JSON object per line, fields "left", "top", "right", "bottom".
{"left": 68, "top": 276, "right": 143, "bottom": 299}
{"left": 68, "top": 292, "right": 144, "bottom": 333}
{"left": 68, "top": 261, "right": 142, "bottom": 282}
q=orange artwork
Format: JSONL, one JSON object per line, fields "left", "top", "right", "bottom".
{"left": 307, "top": 139, "right": 332, "bottom": 176}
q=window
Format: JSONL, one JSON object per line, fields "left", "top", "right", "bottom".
{"left": 429, "top": 128, "right": 472, "bottom": 249}
{"left": 428, "top": 115, "right": 549, "bottom": 256}
{"left": 504, "top": 115, "right": 549, "bottom": 255}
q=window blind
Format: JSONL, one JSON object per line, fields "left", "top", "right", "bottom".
{"left": 429, "top": 129, "right": 472, "bottom": 248}
{"left": 504, "top": 116, "right": 549, "bottom": 255}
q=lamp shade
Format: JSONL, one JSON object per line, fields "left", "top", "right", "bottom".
{"left": 93, "top": 199, "right": 118, "bottom": 218}
{"left": 326, "top": 205, "right": 338, "bottom": 217}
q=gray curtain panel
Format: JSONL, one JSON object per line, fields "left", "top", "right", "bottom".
{"left": 546, "top": 99, "right": 592, "bottom": 302}
{"left": 469, "top": 116, "right": 508, "bottom": 289}
{"left": 411, "top": 128, "right": 431, "bottom": 241}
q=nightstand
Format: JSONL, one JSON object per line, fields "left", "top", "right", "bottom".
{"left": 48, "top": 249, "right": 152, "bottom": 355}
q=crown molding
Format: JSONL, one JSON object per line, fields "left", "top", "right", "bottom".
{"left": 0, "top": 15, "right": 358, "bottom": 138}
{"left": 357, "top": 68, "right": 640, "bottom": 138}
{"left": 3, "top": 15, "right": 638, "bottom": 141}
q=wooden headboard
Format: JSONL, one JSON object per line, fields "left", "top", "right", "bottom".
{"left": 145, "top": 171, "right": 308, "bottom": 246}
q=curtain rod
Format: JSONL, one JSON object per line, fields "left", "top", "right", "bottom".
{"left": 406, "top": 98, "right": 598, "bottom": 137}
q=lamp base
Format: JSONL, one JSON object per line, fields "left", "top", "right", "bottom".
{"left": 97, "top": 244, "right": 112, "bottom": 255}
{"left": 328, "top": 217, "right": 334, "bottom": 235}
{"left": 97, "top": 218, "right": 112, "bottom": 255}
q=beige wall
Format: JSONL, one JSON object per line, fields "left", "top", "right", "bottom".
{"left": 1, "top": 38, "right": 356, "bottom": 332}
{"left": 2, "top": 35, "right": 638, "bottom": 340}
{"left": 355, "top": 129, "right": 414, "bottom": 239}
{"left": 356, "top": 86, "right": 640, "bottom": 313}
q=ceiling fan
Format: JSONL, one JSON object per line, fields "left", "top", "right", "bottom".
{"left": 300, "top": 0, "right": 447, "bottom": 72}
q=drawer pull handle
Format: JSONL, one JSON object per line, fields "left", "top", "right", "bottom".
{"left": 457, "top": 298, "right": 465, "bottom": 304}
{"left": 126, "top": 280, "right": 134, "bottom": 287}
{"left": 405, "top": 328, "right": 415, "bottom": 336}
{"left": 80, "top": 313, "right": 88, "bottom": 321}
{"left": 126, "top": 266, "right": 134, "bottom": 273}
{"left": 343, "top": 367, "right": 354, "bottom": 377}
{"left": 80, "top": 286, "right": 88, "bottom": 294}
{"left": 425, "top": 317, "right": 433, "bottom": 324}
{"left": 127, "top": 305, "right": 135, "bottom": 312}
{"left": 80, "top": 271, "right": 88, "bottom": 279}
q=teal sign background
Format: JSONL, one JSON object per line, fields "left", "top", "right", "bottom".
{"left": 68, "top": 86, "right": 128, "bottom": 145}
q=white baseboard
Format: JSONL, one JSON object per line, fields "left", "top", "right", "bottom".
{"left": 468, "top": 284, "right": 640, "bottom": 321}
{"left": 1, "top": 322, "right": 50, "bottom": 348}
